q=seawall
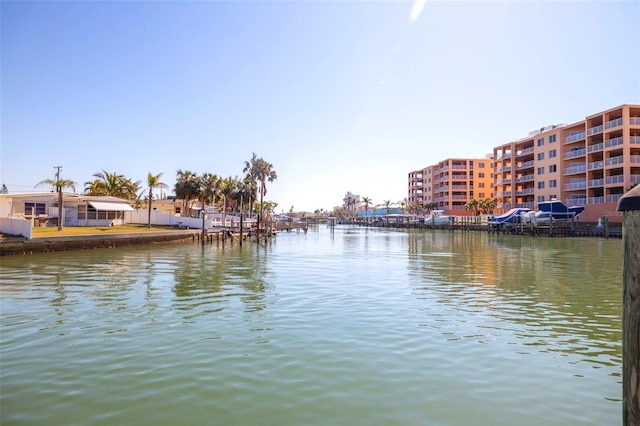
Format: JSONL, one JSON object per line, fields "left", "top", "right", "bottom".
{"left": 0, "top": 230, "right": 202, "bottom": 256}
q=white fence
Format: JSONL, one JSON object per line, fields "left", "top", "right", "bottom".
{"left": 126, "top": 209, "right": 256, "bottom": 229}
{"left": 0, "top": 217, "right": 33, "bottom": 239}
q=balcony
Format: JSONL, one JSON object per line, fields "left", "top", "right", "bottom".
{"left": 606, "top": 194, "right": 623, "bottom": 203}
{"left": 515, "top": 147, "right": 534, "bottom": 157}
{"left": 589, "top": 178, "right": 604, "bottom": 187}
{"left": 631, "top": 136, "right": 640, "bottom": 145}
{"left": 564, "top": 131, "right": 585, "bottom": 144}
{"left": 588, "top": 196, "right": 604, "bottom": 204}
{"left": 452, "top": 164, "right": 468, "bottom": 170}
{"left": 631, "top": 117, "right": 640, "bottom": 125}
{"left": 605, "top": 175, "right": 624, "bottom": 185}
{"left": 605, "top": 155, "right": 624, "bottom": 167}
{"left": 564, "top": 181, "right": 586, "bottom": 191}
{"left": 632, "top": 175, "right": 640, "bottom": 184}
{"left": 632, "top": 155, "right": 640, "bottom": 164}
{"left": 587, "top": 125, "right": 603, "bottom": 135}
{"left": 566, "top": 198, "right": 587, "bottom": 206}
{"left": 564, "top": 148, "right": 586, "bottom": 159}
{"left": 515, "top": 188, "right": 534, "bottom": 196}
{"left": 516, "top": 175, "right": 535, "bottom": 183}
{"left": 516, "top": 160, "right": 534, "bottom": 170}
{"left": 605, "top": 136, "right": 624, "bottom": 148}
{"left": 605, "top": 117, "right": 623, "bottom": 129}
{"left": 564, "top": 165, "right": 587, "bottom": 175}
{"left": 587, "top": 142, "right": 603, "bottom": 152}
{"left": 451, "top": 175, "right": 467, "bottom": 180}
{"left": 588, "top": 160, "right": 604, "bottom": 170}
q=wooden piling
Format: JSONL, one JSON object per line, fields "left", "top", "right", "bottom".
{"left": 617, "top": 185, "right": 640, "bottom": 425}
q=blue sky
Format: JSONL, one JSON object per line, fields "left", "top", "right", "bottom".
{"left": 2, "top": 1, "right": 639, "bottom": 212}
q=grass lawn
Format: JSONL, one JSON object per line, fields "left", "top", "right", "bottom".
{"left": 29, "top": 224, "right": 180, "bottom": 238}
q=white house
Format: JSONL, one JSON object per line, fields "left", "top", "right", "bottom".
{"left": 0, "top": 192, "right": 134, "bottom": 228}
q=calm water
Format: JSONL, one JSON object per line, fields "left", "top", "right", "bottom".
{"left": 0, "top": 225, "right": 622, "bottom": 425}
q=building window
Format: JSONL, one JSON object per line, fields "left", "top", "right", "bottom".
{"left": 549, "top": 135, "right": 556, "bottom": 143}
{"left": 537, "top": 153, "right": 545, "bottom": 161}
{"left": 479, "top": 163, "right": 485, "bottom": 168}
{"left": 538, "top": 182, "right": 545, "bottom": 189}
{"left": 479, "top": 183, "right": 485, "bottom": 188}
{"left": 478, "top": 172, "right": 485, "bottom": 178}
{"left": 479, "top": 193, "right": 485, "bottom": 198}
{"left": 538, "top": 195, "right": 545, "bottom": 202}
{"left": 537, "top": 138, "right": 544, "bottom": 146}
{"left": 24, "top": 202, "right": 46, "bottom": 216}
{"left": 549, "top": 179, "right": 557, "bottom": 188}
{"left": 538, "top": 167, "right": 545, "bottom": 175}
{"left": 549, "top": 165, "right": 557, "bottom": 173}
{"left": 549, "top": 149, "right": 557, "bottom": 158}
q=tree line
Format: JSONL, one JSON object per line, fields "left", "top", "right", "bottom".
{"left": 33, "top": 153, "right": 277, "bottom": 231}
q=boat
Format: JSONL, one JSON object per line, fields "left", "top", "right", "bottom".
{"left": 534, "top": 200, "right": 584, "bottom": 222}
{"left": 422, "top": 209, "right": 456, "bottom": 225}
{"left": 487, "top": 208, "right": 533, "bottom": 227}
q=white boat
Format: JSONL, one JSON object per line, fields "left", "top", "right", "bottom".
{"left": 423, "top": 210, "right": 455, "bottom": 225}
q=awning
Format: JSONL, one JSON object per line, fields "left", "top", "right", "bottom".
{"left": 88, "top": 201, "right": 134, "bottom": 211}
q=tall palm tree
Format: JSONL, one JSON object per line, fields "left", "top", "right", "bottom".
{"left": 146, "top": 172, "right": 168, "bottom": 228}
{"left": 361, "top": 196, "right": 372, "bottom": 222}
{"left": 243, "top": 153, "right": 277, "bottom": 237}
{"left": 220, "top": 176, "right": 237, "bottom": 214}
{"left": 174, "top": 170, "right": 200, "bottom": 217}
{"left": 383, "top": 199, "right": 392, "bottom": 215}
{"left": 198, "top": 173, "right": 221, "bottom": 233}
{"left": 399, "top": 198, "right": 407, "bottom": 214}
{"left": 36, "top": 174, "right": 77, "bottom": 231}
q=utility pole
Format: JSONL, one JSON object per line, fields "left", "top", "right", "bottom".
{"left": 54, "top": 166, "right": 63, "bottom": 230}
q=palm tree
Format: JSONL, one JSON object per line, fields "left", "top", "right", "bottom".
{"left": 243, "top": 153, "right": 277, "bottom": 238}
{"left": 220, "top": 176, "right": 237, "bottom": 214}
{"left": 146, "top": 172, "right": 168, "bottom": 228}
{"left": 199, "top": 173, "right": 222, "bottom": 210}
{"left": 424, "top": 202, "right": 438, "bottom": 213}
{"left": 399, "top": 198, "right": 407, "bottom": 214}
{"left": 464, "top": 199, "right": 480, "bottom": 216}
{"left": 383, "top": 199, "right": 392, "bottom": 215}
{"left": 36, "top": 173, "right": 77, "bottom": 231}
{"left": 361, "top": 196, "right": 372, "bottom": 223}
{"left": 174, "top": 170, "right": 200, "bottom": 217}
{"left": 84, "top": 170, "right": 137, "bottom": 199}
{"left": 480, "top": 198, "right": 497, "bottom": 214}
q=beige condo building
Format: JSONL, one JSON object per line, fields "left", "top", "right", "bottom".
{"left": 493, "top": 104, "right": 640, "bottom": 223}
{"left": 408, "top": 104, "right": 640, "bottom": 223}
{"left": 408, "top": 157, "right": 494, "bottom": 214}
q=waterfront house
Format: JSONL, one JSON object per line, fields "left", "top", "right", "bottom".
{"left": 0, "top": 193, "right": 134, "bottom": 228}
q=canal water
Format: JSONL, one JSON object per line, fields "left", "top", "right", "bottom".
{"left": 1, "top": 225, "right": 622, "bottom": 425}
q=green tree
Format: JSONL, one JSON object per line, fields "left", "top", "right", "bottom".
{"left": 382, "top": 199, "right": 392, "bottom": 215}
{"left": 146, "top": 172, "right": 168, "bottom": 228}
{"left": 84, "top": 170, "right": 139, "bottom": 199}
{"left": 424, "top": 202, "right": 438, "bottom": 213}
{"left": 36, "top": 170, "right": 77, "bottom": 231}
{"left": 464, "top": 199, "right": 480, "bottom": 215}
{"left": 243, "top": 153, "right": 277, "bottom": 238}
{"left": 174, "top": 170, "right": 200, "bottom": 217}
{"left": 361, "top": 196, "right": 372, "bottom": 222}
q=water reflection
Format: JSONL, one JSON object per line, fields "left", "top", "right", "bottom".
{"left": 406, "top": 230, "right": 622, "bottom": 369}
